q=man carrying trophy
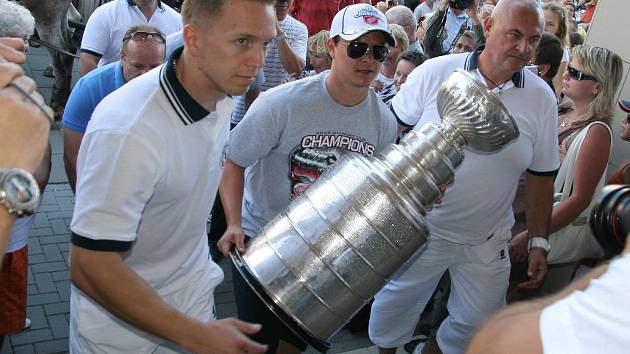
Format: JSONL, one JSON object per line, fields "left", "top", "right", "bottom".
{"left": 218, "top": 4, "right": 398, "bottom": 353}
{"left": 368, "top": 0, "right": 560, "bottom": 353}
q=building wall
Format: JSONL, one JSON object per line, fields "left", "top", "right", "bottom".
{"left": 584, "top": 1, "right": 630, "bottom": 174}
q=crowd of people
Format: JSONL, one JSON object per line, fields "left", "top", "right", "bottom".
{"left": 1, "top": 0, "right": 629, "bottom": 353}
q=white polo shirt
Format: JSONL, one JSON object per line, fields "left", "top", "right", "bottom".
{"left": 392, "top": 47, "right": 560, "bottom": 244}
{"left": 540, "top": 253, "right": 630, "bottom": 354}
{"left": 70, "top": 47, "right": 230, "bottom": 349}
{"left": 80, "top": 0, "right": 181, "bottom": 67}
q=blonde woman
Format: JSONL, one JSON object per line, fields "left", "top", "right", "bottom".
{"left": 307, "top": 30, "right": 331, "bottom": 75}
{"left": 282, "top": 30, "right": 330, "bottom": 82}
{"left": 543, "top": 2, "right": 570, "bottom": 99}
{"left": 511, "top": 46, "right": 623, "bottom": 278}
{"left": 372, "top": 23, "right": 408, "bottom": 102}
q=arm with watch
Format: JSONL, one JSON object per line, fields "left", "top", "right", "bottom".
{"left": 0, "top": 61, "right": 52, "bottom": 263}
{"left": 512, "top": 172, "right": 555, "bottom": 289}
{"left": 275, "top": 23, "right": 306, "bottom": 76}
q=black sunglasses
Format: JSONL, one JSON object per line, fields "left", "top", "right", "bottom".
{"left": 567, "top": 66, "right": 597, "bottom": 81}
{"left": 123, "top": 31, "right": 166, "bottom": 44}
{"left": 339, "top": 40, "right": 389, "bottom": 62}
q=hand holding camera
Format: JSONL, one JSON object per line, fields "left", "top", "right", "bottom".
{"left": 450, "top": 0, "right": 476, "bottom": 10}
{"left": 439, "top": 0, "right": 476, "bottom": 13}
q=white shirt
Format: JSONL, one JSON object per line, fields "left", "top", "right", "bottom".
{"left": 261, "top": 15, "right": 308, "bottom": 91}
{"left": 80, "top": 0, "right": 181, "bottom": 67}
{"left": 4, "top": 215, "right": 34, "bottom": 253}
{"left": 414, "top": 1, "right": 439, "bottom": 21}
{"left": 392, "top": 48, "right": 560, "bottom": 244}
{"left": 540, "top": 254, "right": 630, "bottom": 354}
{"left": 165, "top": 30, "right": 183, "bottom": 57}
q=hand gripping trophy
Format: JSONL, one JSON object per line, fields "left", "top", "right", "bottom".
{"left": 231, "top": 69, "right": 520, "bottom": 352}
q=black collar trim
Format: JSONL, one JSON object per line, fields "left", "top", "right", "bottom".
{"left": 463, "top": 45, "right": 525, "bottom": 88}
{"left": 159, "top": 46, "right": 210, "bottom": 125}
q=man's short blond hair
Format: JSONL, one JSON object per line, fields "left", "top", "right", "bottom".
{"left": 181, "top": 0, "right": 275, "bottom": 27}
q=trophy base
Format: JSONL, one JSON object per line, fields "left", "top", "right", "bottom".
{"left": 230, "top": 249, "right": 332, "bottom": 353}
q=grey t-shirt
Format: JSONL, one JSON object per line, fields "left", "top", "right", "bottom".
{"left": 228, "top": 71, "right": 397, "bottom": 237}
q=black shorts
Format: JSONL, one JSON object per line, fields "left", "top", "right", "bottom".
{"left": 231, "top": 261, "right": 308, "bottom": 353}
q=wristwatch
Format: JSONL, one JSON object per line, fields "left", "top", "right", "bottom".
{"left": 0, "top": 168, "right": 40, "bottom": 217}
{"left": 276, "top": 31, "right": 288, "bottom": 41}
{"left": 528, "top": 237, "right": 551, "bottom": 253}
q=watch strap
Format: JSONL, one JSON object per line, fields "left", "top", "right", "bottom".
{"left": 276, "top": 31, "right": 288, "bottom": 41}
{"left": 528, "top": 237, "right": 551, "bottom": 253}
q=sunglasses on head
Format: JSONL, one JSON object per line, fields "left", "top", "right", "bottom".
{"left": 339, "top": 40, "right": 389, "bottom": 62}
{"left": 567, "top": 66, "right": 597, "bottom": 81}
{"left": 123, "top": 31, "right": 166, "bottom": 44}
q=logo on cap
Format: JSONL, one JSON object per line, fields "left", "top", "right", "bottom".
{"left": 354, "top": 8, "right": 382, "bottom": 26}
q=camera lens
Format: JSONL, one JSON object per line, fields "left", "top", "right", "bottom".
{"left": 449, "top": 0, "right": 474, "bottom": 10}
{"left": 589, "top": 185, "right": 630, "bottom": 256}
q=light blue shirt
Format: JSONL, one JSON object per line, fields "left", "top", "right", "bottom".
{"left": 443, "top": 9, "right": 471, "bottom": 53}
{"left": 62, "top": 61, "right": 126, "bottom": 133}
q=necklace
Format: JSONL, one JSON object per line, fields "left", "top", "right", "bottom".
{"left": 478, "top": 70, "right": 508, "bottom": 92}
{"left": 559, "top": 111, "right": 589, "bottom": 128}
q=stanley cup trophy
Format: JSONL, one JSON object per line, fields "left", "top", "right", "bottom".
{"left": 230, "top": 69, "right": 519, "bottom": 352}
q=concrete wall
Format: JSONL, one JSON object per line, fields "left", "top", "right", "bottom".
{"left": 584, "top": 1, "right": 630, "bottom": 174}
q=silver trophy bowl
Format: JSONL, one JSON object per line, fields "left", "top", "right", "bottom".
{"left": 231, "top": 69, "right": 519, "bottom": 352}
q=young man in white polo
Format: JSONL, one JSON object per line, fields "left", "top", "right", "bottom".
{"left": 218, "top": 4, "right": 398, "bottom": 353}
{"left": 68, "top": 0, "right": 277, "bottom": 353}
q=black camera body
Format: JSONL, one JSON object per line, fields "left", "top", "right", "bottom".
{"left": 589, "top": 185, "right": 630, "bottom": 256}
{"left": 449, "top": 0, "right": 474, "bottom": 10}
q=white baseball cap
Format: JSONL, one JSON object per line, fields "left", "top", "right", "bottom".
{"left": 330, "top": 4, "right": 396, "bottom": 46}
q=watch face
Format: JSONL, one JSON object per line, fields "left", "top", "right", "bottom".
{"left": 5, "top": 173, "right": 36, "bottom": 204}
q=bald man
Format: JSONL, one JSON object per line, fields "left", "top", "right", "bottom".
{"left": 368, "top": 1, "right": 559, "bottom": 353}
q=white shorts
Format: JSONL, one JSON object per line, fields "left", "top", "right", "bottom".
{"left": 69, "top": 275, "right": 219, "bottom": 353}
{"left": 369, "top": 233, "right": 511, "bottom": 354}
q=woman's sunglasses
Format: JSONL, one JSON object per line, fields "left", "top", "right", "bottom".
{"left": 339, "top": 40, "right": 389, "bottom": 62}
{"left": 123, "top": 31, "right": 166, "bottom": 45}
{"left": 567, "top": 66, "right": 597, "bottom": 81}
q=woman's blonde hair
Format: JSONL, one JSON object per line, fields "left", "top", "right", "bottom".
{"left": 543, "top": 2, "right": 569, "bottom": 47}
{"left": 571, "top": 45, "right": 624, "bottom": 125}
{"left": 307, "top": 30, "right": 331, "bottom": 62}
{"left": 388, "top": 24, "right": 409, "bottom": 51}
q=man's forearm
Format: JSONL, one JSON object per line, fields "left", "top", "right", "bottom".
{"left": 219, "top": 159, "right": 246, "bottom": 227}
{"left": 70, "top": 246, "right": 202, "bottom": 350}
{"left": 79, "top": 53, "right": 99, "bottom": 77}
{"left": 63, "top": 129, "right": 83, "bottom": 193}
{"left": 276, "top": 38, "right": 305, "bottom": 75}
{"left": 524, "top": 173, "right": 554, "bottom": 239}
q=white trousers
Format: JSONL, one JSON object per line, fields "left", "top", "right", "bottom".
{"left": 369, "top": 233, "right": 511, "bottom": 354}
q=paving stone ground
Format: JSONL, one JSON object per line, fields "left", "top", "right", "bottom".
{"left": 1, "top": 46, "right": 394, "bottom": 354}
